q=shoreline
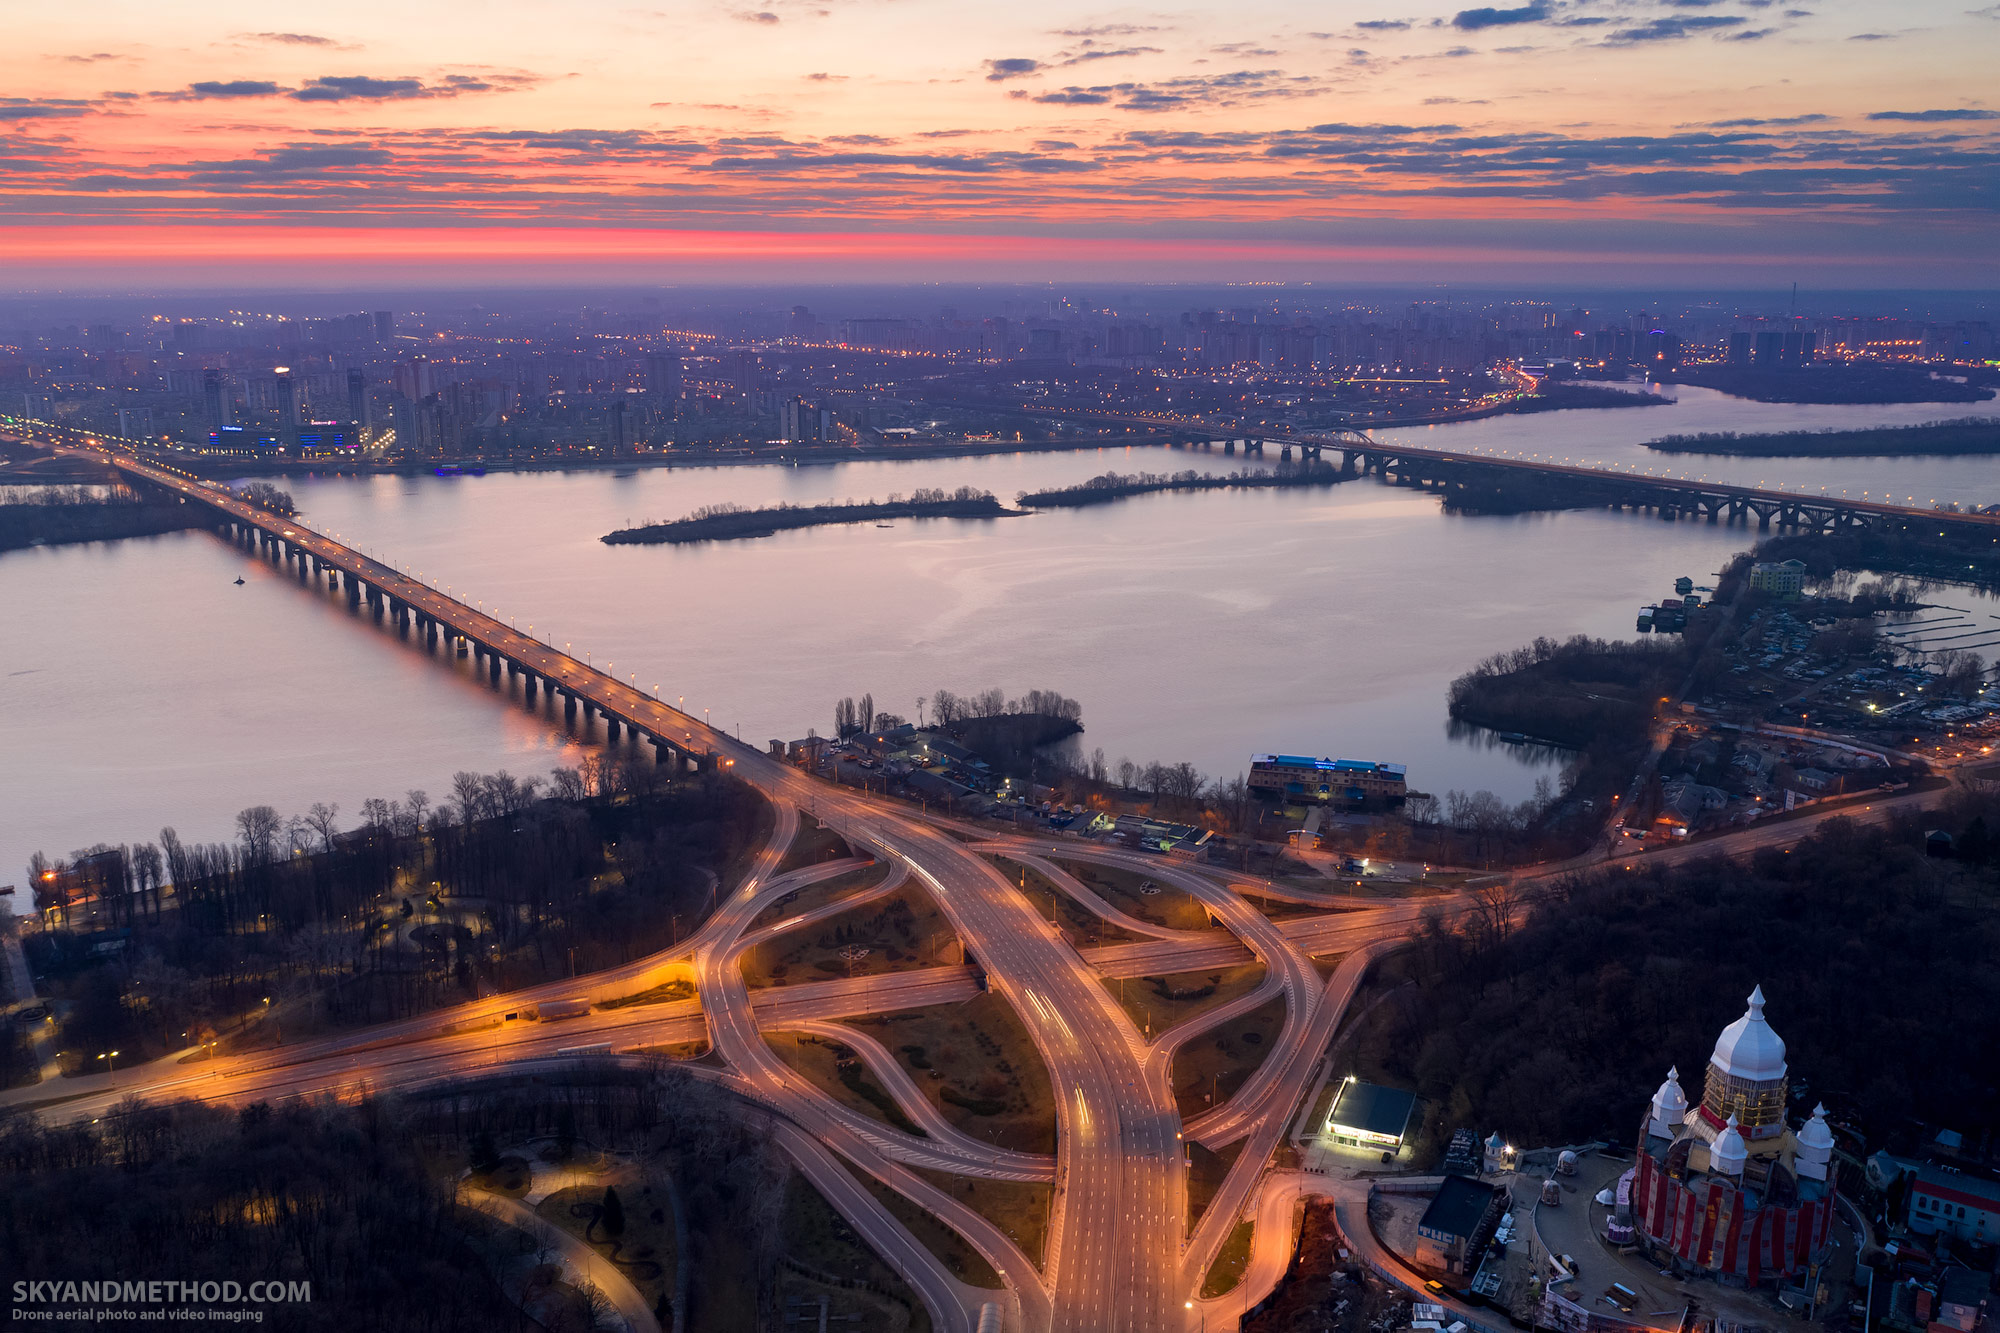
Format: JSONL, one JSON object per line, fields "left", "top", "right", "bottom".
{"left": 4, "top": 392, "right": 1660, "bottom": 485}
{"left": 1643, "top": 417, "right": 2000, "bottom": 458}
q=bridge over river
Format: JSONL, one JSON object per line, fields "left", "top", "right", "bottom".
{"left": 101, "top": 451, "right": 744, "bottom": 772}
{"left": 952, "top": 399, "right": 2000, "bottom": 536}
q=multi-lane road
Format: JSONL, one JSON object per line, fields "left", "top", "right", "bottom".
{"left": 7, "top": 441, "right": 1965, "bottom": 1333}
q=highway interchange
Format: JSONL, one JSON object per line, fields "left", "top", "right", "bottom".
{"left": 3, "top": 442, "right": 1979, "bottom": 1333}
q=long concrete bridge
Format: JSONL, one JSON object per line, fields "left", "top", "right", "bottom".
{"left": 103, "top": 452, "right": 736, "bottom": 772}
{"left": 962, "top": 397, "right": 2000, "bottom": 536}
{"left": 1298, "top": 433, "right": 2000, "bottom": 535}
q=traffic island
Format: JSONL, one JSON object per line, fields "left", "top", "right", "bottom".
{"left": 764, "top": 1031, "right": 929, "bottom": 1137}
{"left": 834, "top": 1158, "right": 1005, "bottom": 1289}
{"left": 1049, "top": 857, "right": 1212, "bottom": 931}
{"left": 910, "top": 1167, "right": 1053, "bottom": 1270}
{"left": 1188, "top": 1140, "right": 1247, "bottom": 1233}
{"left": 747, "top": 861, "right": 891, "bottom": 931}
{"left": 1102, "top": 962, "right": 1268, "bottom": 1037}
{"left": 988, "top": 855, "right": 1147, "bottom": 944}
{"left": 847, "top": 991, "right": 1059, "bottom": 1155}
{"left": 1202, "top": 1219, "right": 1256, "bottom": 1297}
{"left": 743, "top": 883, "right": 959, "bottom": 988}
{"left": 1169, "top": 993, "right": 1287, "bottom": 1120}
{"left": 777, "top": 812, "right": 852, "bottom": 873}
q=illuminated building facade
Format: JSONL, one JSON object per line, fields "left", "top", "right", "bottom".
{"left": 1628, "top": 988, "right": 1841, "bottom": 1288}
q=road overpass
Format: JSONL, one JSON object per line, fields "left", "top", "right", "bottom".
{"left": 50, "top": 445, "right": 1201, "bottom": 1332}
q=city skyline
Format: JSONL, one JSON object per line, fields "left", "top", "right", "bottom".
{"left": 4, "top": 0, "right": 1998, "bottom": 287}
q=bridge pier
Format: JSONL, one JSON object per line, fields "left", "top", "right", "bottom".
{"left": 487, "top": 653, "right": 501, "bottom": 685}
{"left": 523, "top": 673, "right": 538, "bottom": 704}
{"left": 564, "top": 692, "right": 577, "bottom": 722}
{"left": 605, "top": 717, "right": 621, "bottom": 743}
{"left": 346, "top": 577, "right": 361, "bottom": 607}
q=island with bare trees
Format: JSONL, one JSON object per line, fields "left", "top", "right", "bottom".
{"left": 602, "top": 485, "right": 1011, "bottom": 544}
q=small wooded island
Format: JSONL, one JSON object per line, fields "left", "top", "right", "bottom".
{"left": 604, "top": 462, "right": 1359, "bottom": 543}
{"left": 602, "top": 485, "right": 1014, "bottom": 544}
{"left": 1643, "top": 417, "right": 2000, "bottom": 457}
{"left": 1017, "top": 459, "right": 1352, "bottom": 507}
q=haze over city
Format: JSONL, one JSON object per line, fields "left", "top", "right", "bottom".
{"left": 4, "top": 0, "right": 1999, "bottom": 284}
{"left": 3, "top": 6, "right": 1999, "bottom": 1333}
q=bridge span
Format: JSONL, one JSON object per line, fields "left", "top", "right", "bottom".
{"left": 1300, "top": 435, "right": 2000, "bottom": 535}
{"left": 947, "top": 398, "right": 2000, "bottom": 536}
{"left": 103, "top": 451, "right": 741, "bottom": 772}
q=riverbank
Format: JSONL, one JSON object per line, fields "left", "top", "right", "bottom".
{"left": 0, "top": 502, "right": 201, "bottom": 552}
{"left": 1660, "top": 365, "right": 1995, "bottom": 405}
{"left": 1504, "top": 383, "right": 1669, "bottom": 414}
{"left": 604, "top": 488, "right": 1014, "bottom": 544}
{"left": 7, "top": 383, "right": 1691, "bottom": 485}
{"left": 1643, "top": 417, "right": 2000, "bottom": 457}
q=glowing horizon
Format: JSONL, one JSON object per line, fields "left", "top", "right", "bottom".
{"left": 4, "top": 0, "right": 1997, "bottom": 287}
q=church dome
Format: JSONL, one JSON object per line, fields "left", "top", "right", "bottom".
{"left": 1652, "top": 1067, "right": 1688, "bottom": 1121}
{"left": 1710, "top": 985, "right": 1787, "bottom": 1083}
{"left": 1711, "top": 1115, "right": 1747, "bottom": 1176}
{"left": 1798, "top": 1104, "right": 1834, "bottom": 1153}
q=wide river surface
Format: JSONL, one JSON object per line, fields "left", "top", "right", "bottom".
{"left": 5, "top": 385, "right": 1998, "bottom": 899}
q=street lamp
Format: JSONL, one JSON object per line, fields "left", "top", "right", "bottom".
{"left": 96, "top": 1049, "right": 120, "bottom": 1087}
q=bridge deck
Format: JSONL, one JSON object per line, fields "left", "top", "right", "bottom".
{"left": 107, "top": 453, "right": 750, "bottom": 764}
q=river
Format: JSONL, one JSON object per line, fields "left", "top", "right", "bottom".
{"left": 5, "top": 385, "right": 1997, "bottom": 902}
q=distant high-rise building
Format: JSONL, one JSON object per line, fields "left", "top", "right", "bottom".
{"left": 645, "top": 352, "right": 682, "bottom": 400}
{"left": 779, "top": 396, "right": 832, "bottom": 444}
{"left": 726, "top": 349, "right": 759, "bottom": 393}
{"left": 394, "top": 355, "right": 434, "bottom": 402}
{"left": 609, "top": 396, "right": 632, "bottom": 454}
{"left": 788, "top": 305, "right": 816, "bottom": 339}
{"left": 346, "top": 369, "right": 369, "bottom": 426}
{"left": 1728, "top": 330, "right": 1753, "bottom": 366}
{"left": 374, "top": 311, "right": 395, "bottom": 341}
{"left": 273, "top": 368, "right": 297, "bottom": 429}
{"left": 1645, "top": 330, "right": 1683, "bottom": 367}
{"left": 202, "top": 368, "right": 231, "bottom": 430}
{"left": 1752, "top": 329, "right": 1785, "bottom": 368}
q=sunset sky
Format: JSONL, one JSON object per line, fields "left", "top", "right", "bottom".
{"left": 4, "top": 0, "right": 1996, "bottom": 286}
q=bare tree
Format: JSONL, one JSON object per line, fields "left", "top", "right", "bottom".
{"left": 857, "top": 692, "right": 874, "bottom": 735}
{"left": 236, "top": 806, "right": 282, "bottom": 866}
{"left": 931, "top": 689, "right": 959, "bottom": 727}
{"left": 451, "top": 771, "right": 487, "bottom": 823}
{"left": 304, "top": 802, "right": 342, "bottom": 856}
{"left": 548, "top": 766, "right": 587, "bottom": 803}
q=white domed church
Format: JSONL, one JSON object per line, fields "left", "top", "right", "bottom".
{"left": 1629, "top": 987, "right": 1841, "bottom": 1287}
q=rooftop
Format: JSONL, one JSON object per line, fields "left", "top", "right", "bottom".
{"left": 1331, "top": 1079, "right": 1417, "bottom": 1141}
{"left": 1419, "top": 1174, "right": 1507, "bottom": 1243}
